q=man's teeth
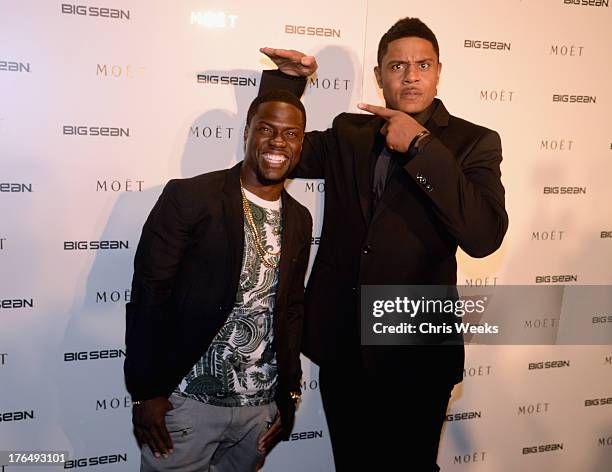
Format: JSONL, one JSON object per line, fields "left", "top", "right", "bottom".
{"left": 263, "top": 154, "right": 287, "bottom": 163}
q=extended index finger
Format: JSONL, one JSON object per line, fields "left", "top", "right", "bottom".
{"left": 259, "top": 47, "right": 302, "bottom": 62}
{"left": 357, "top": 103, "right": 397, "bottom": 119}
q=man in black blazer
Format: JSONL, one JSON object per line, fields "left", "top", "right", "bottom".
{"left": 124, "top": 90, "right": 312, "bottom": 471}
{"left": 259, "top": 17, "right": 508, "bottom": 471}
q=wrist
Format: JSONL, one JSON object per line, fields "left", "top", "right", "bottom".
{"left": 289, "top": 390, "right": 302, "bottom": 408}
{"left": 409, "top": 129, "right": 431, "bottom": 152}
{"left": 274, "top": 69, "right": 306, "bottom": 80}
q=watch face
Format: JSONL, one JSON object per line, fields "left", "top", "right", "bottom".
{"left": 289, "top": 391, "right": 302, "bottom": 406}
{"left": 415, "top": 132, "right": 432, "bottom": 151}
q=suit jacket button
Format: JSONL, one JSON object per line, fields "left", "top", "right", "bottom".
{"left": 425, "top": 184, "right": 433, "bottom": 192}
{"left": 362, "top": 245, "right": 372, "bottom": 255}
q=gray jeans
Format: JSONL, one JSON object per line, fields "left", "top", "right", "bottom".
{"left": 140, "top": 394, "right": 278, "bottom": 472}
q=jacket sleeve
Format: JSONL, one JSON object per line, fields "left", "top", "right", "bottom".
{"left": 124, "top": 179, "right": 191, "bottom": 401}
{"left": 286, "top": 210, "right": 312, "bottom": 391}
{"left": 277, "top": 208, "right": 312, "bottom": 438}
{"left": 403, "top": 129, "right": 508, "bottom": 257}
{"left": 259, "top": 69, "right": 307, "bottom": 97}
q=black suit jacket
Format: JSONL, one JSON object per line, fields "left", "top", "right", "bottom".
{"left": 124, "top": 162, "right": 312, "bottom": 427}
{"left": 261, "top": 71, "right": 508, "bottom": 386}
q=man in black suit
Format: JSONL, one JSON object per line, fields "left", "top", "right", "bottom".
{"left": 124, "top": 90, "right": 312, "bottom": 471}
{"left": 259, "top": 17, "right": 508, "bottom": 471}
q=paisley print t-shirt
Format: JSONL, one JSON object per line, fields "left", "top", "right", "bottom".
{"left": 175, "top": 188, "right": 282, "bottom": 407}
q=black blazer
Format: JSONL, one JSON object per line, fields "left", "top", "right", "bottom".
{"left": 261, "top": 71, "right": 508, "bottom": 386}
{"left": 124, "top": 162, "right": 312, "bottom": 427}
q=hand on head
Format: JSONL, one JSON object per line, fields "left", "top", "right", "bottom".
{"left": 260, "top": 47, "right": 317, "bottom": 77}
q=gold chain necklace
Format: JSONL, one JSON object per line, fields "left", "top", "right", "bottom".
{"left": 240, "top": 186, "right": 281, "bottom": 269}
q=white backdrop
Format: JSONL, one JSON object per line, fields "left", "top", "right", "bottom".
{"left": 1, "top": 1, "right": 611, "bottom": 471}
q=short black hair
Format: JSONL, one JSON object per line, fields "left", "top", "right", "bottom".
{"left": 246, "top": 89, "right": 306, "bottom": 128}
{"left": 377, "top": 17, "right": 440, "bottom": 66}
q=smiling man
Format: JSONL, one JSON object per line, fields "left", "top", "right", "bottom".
{"left": 259, "top": 17, "right": 508, "bottom": 471}
{"left": 124, "top": 90, "right": 312, "bottom": 471}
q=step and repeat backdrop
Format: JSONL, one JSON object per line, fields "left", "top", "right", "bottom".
{"left": 1, "top": 1, "right": 611, "bottom": 471}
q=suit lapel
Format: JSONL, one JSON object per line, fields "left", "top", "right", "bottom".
{"left": 426, "top": 98, "right": 450, "bottom": 138}
{"left": 275, "top": 190, "right": 298, "bottom": 309}
{"left": 221, "top": 163, "right": 245, "bottom": 301}
{"left": 371, "top": 156, "right": 410, "bottom": 225}
{"left": 353, "top": 116, "right": 386, "bottom": 226}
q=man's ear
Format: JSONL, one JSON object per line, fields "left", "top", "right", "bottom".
{"left": 374, "top": 65, "right": 383, "bottom": 88}
{"left": 433, "top": 62, "right": 442, "bottom": 97}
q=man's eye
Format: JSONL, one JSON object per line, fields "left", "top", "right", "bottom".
{"left": 391, "top": 63, "right": 404, "bottom": 71}
{"left": 259, "top": 127, "right": 271, "bottom": 133}
{"left": 419, "top": 63, "right": 430, "bottom": 70}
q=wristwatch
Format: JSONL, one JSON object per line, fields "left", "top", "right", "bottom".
{"left": 289, "top": 390, "right": 302, "bottom": 408}
{"left": 410, "top": 129, "right": 432, "bottom": 153}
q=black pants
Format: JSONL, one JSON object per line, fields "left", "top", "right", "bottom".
{"left": 319, "top": 365, "right": 452, "bottom": 472}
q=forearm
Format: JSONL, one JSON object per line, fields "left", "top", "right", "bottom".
{"left": 259, "top": 69, "right": 307, "bottom": 98}
{"left": 404, "top": 132, "right": 508, "bottom": 257}
{"left": 124, "top": 180, "right": 192, "bottom": 399}
{"left": 285, "top": 218, "right": 312, "bottom": 388}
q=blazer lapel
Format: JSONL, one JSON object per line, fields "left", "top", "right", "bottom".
{"left": 221, "top": 163, "right": 245, "bottom": 301}
{"left": 275, "top": 190, "right": 298, "bottom": 308}
{"left": 370, "top": 163, "right": 402, "bottom": 225}
{"left": 426, "top": 98, "right": 450, "bottom": 137}
{"left": 353, "top": 116, "right": 386, "bottom": 226}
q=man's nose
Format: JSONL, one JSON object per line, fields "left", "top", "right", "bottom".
{"left": 403, "top": 64, "right": 419, "bottom": 83}
{"left": 270, "top": 133, "right": 287, "bottom": 146}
